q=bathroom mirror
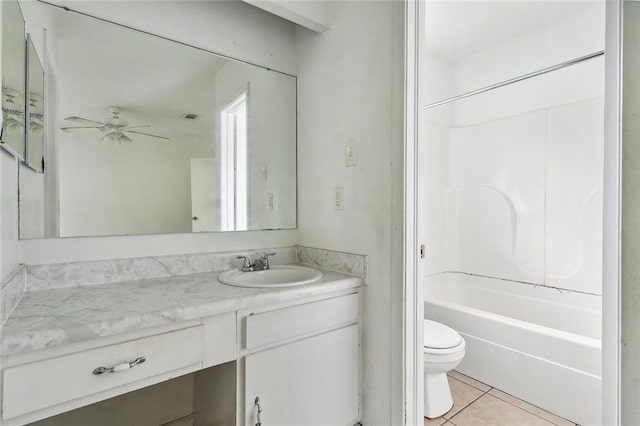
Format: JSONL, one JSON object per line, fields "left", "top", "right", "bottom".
{"left": 17, "top": 2, "right": 296, "bottom": 239}
{"left": 1, "top": 0, "right": 26, "bottom": 160}
{"left": 26, "top": 34, "right": 44, "bottom": 172}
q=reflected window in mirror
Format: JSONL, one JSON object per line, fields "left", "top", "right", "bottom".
{"left": 221, "top": 91, "right": 248, "bottom": 232}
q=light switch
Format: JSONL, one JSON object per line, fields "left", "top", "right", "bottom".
{"left": 345, "top": 139, "right": 357, "bottom": 167}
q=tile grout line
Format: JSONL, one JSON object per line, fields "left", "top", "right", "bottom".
{"left": 443, "top": 379, "right": 493, "bottom": 422}
{"left": 484, "top": 390, "right": 570, "bottom": 426}
{"left": 443, "top": 373, "right": 576, "bottom": 426}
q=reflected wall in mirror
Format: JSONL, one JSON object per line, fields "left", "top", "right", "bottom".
{"left": 1, "top": 0, "right": 26, "bottom": 159}
{"left": 18, "top": 2, "right": 297, "bottom": 239}
{"left": 26, "top": 34, "right": 45, "bottom": 172}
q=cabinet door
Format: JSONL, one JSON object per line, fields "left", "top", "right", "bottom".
{"left": 244, "top": 325, "right": 359, "bottom": 426}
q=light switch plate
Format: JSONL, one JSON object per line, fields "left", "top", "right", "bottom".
{"left": 345, "top": 139, "right": 357, "bottom": 167}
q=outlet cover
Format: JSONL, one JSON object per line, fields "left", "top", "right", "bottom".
{"left": 265, "top": 193, "right": 274, "bottom": 210}
{"left": 334, "top": 186, "right": 344, "bottom": 210}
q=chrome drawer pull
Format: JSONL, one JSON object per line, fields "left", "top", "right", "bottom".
{"left": 92, "top": 356, "right": 146, "bottom": 375}
{"left": 255, "top": 396, "right": 263, "bottom": 426}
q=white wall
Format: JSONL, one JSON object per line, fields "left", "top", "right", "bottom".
{"left": 453, "top": 5, "right": 605, "bottom": 96}
{"left": 19, "top": 167, "right": 45, "bottom": 239}
{"left": 621, "top": 2, "right": 640, "bottom": 422}
{"left": 8, "top": 0, "right": 299, "bottom": 265}
{"left": 0, "top": 151, "right": 19, "bottom": 278}
{"left": 57, "top": 133, "right": 211, "bottom": 237}
{"left": 295, "top": 2, "right": 404, "bottom": 423}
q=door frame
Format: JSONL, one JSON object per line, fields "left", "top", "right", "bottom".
{"left": 403, "top": 0, "right": 423, "bottom": 424}
{"left": 404, "top": 0, "right": 623, "bottom": 423}
{"left": 602, "top": 0, "right": 622, "bottom": 423}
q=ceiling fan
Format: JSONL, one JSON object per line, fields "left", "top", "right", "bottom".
{"left": 61, "top": 106, "right": 169, "bottom": 143}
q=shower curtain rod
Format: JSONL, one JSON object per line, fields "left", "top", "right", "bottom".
{"left": 422, "top": 50, "right": 605, "bottom": 110}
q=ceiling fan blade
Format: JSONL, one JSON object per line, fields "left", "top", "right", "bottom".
{"left": 122, "top": 125, "right": 151, "bottom": 130}
{"left": 123, "top": 130, "right": 169, "bottom": 140}
{"left": 60, "top": 126, "right": 103, "bottom": 130}
{"left": 64, "top": 116, "right": 106, "bottom": 126}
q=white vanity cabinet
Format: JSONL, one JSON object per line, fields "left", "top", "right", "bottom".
{"left": 241, "top": 293, "right": 360, "bottom": 426}
{"left": 3, "top": 325, "right": 205, "bottom": 421}
{"left": 0, "top": 281, "right": 361, "bottom": 426}
{"left": 1, "top": 311, "right": 237, "bottom": 426}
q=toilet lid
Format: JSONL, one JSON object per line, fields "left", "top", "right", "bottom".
{"left": 424, "top": 320, "right": 462, "bottom": 349}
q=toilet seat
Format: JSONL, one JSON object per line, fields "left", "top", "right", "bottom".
{"left": 424, "top": 320, "right": 462, "bottom": 350}
{"left": 422, "top": 320, "right": 466, "bottom": 418}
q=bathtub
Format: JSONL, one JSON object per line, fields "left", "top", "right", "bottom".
{"left": 424, "top": 272, "right": 601, "bottom": 425}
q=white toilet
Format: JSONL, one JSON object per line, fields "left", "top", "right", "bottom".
{"left": 423, "top": 320, "right": 466, "bottom": 419}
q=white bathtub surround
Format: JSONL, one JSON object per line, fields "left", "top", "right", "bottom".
{"left": 425, "top": 92, "right": 604, "bottom": 294}
{"left": 422, "top": 5, "right": 605, "bottom": 294}
{"left": 295, "top": 245, "right": 367, "bottom": 284}
{"left": 0, "top": 265, "right": 26, "bottom": 327}
{"left": 2, "top": 267, "right": 358, "bottom": 357}
{"left": 424, "top": 273, "right": 601, "bottom": 424}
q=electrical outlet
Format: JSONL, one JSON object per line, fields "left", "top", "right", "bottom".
{"left": 345, "top": 139, "right": 357, "bottom": 167}
{"left": 334, "top": 186, "right": 344, "bottom": 210}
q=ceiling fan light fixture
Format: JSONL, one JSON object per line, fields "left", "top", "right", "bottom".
{"left": 118, "top": 133, "right": 132, "bottom": 144}
{"left": 65, "top": 107, "right": 167, "bottom": 142}
{"left": 102, "top": 131, "right": 133, "bottom": 144}
{"left": 4, "top": 115, "right": 24, "bottom": 130}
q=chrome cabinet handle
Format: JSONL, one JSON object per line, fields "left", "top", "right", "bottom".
{"left": 255, "top": 396, "right": 263, "bottom": 426}
{"left": 92, "top": 356, "right": 146, "bottom": 375}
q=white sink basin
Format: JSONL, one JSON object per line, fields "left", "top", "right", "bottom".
{"left": 217, "top": 265, "right": 323, "bottom": 288}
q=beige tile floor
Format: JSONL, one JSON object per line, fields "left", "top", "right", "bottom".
{"left": 424, "top": 371, "right": 578, "bottom": 426}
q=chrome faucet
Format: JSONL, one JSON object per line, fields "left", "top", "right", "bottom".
{"left": 236, "top": 252, "right": 276, "bottom": 272}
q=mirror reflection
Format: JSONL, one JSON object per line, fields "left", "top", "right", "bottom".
{"left": 1, "top": 0, "right": 26, "bottom": 159}
{"left": 18, "top": 2, "right": 297, "bottom": 239}
{"left": 26, "top": 34, "right": 44, "bottom": 172}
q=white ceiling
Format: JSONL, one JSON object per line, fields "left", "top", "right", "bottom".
{"left": 51, "top": 4, "right": 229, "bottom": 140}
{"left": 424, "top": 1, "right": 602, "bottom": 61}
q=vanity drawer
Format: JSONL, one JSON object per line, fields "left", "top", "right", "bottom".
{"left": 3, "top": 325, "right": 204, "bottom": 420}
{"left": 245, "top": 293, "right": 359, "bottom": 349}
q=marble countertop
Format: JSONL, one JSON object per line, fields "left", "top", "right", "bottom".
{"left": 1, "top": 265, "right": 360, "bottom": 357}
